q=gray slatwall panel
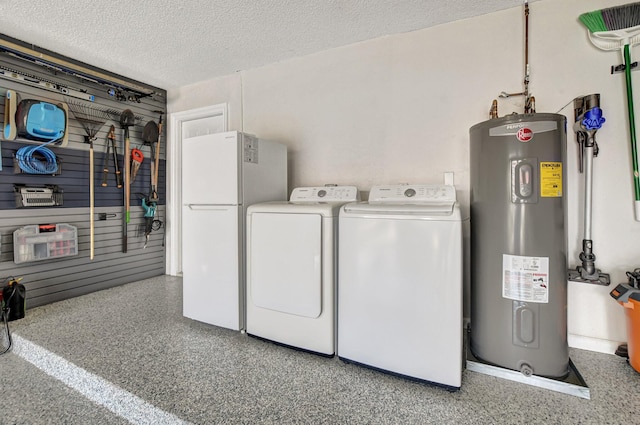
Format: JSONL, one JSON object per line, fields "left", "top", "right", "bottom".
{"left": 2, "top": 140, "right": 166, "bottom": 209}
{"left": 1, "top": 45, "right": 166, "bottom": 308}
{"left": 0, "top": 55, "right": 166, "bottom": 164}
{"left": 0, "top": 205, "right": 166, "bottom": 308}
{"left": 28, "top": 269, "right": 166, "bottom": 307}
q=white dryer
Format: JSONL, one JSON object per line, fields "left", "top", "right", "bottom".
{"left": 338, "top": 184, "right": 463, "bottom": 389}
{"left": 246, "top": 186, "right": 360, "bottom": 356}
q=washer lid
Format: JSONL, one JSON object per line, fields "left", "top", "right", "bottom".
{"left": 342, "top": 201, "right": 457, "bottom": 216}
{"left": 290, "top": 186, "right": 360, "bottom": 203}
{"left": 248, "top": 201, "right": 344, "bottom": 216}
{"left": 368, "top": 184, "right": 456, "bottom": 204}
{"left": 343, "top": 184, "right": 458, "bottom": 216}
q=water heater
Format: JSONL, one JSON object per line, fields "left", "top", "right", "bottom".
{"left": 469, "top": 113, "right": 569, "bottom": 378}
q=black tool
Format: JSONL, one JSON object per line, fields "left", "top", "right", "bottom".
{"left": 102, "top": 125, "right": 123, "bottom": 188}
{"left": 120, "top": 109, "right": 135, "bottom": 254}
{"left": 141, "top": 195, "right": 157, "bottom": 248}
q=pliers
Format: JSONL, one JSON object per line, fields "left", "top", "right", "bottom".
{"left": 101, "top": 125, "right": 123, "bottom": 188}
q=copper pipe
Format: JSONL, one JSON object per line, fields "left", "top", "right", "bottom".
{"left": 490, "top": 100, "right": 499, "bottom": 119}
{"left": 523, "top": 1, "right": 533, "bottom": 113}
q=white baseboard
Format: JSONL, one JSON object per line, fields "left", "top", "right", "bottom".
{"left": 568, "top": 333, "right": 623, "bottom": 355}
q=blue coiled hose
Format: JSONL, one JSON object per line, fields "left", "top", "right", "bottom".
{"left": 15, "top": 136, "right": 61, "bottom": 174}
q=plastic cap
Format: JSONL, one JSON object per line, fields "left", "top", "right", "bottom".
{"left": 582, "top": 107, "right": 605, "bottom": 130}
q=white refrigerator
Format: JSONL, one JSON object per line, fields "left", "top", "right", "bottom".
{"left": 181, "top": 131, "right": 287, "bottom": 330}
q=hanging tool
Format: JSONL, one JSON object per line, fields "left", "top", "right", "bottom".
{"left": 140, "top": 112, "right": 164, "bottom": 246}
{"left": 130, "top": 148, "right": 144, "bottom": 183}
{"left": 0, "top": 64, "right": 94, "bottom": 101}
{"left": 101, "top": 125, "right": 123, "bottom": 188}
{"left": 89, "top": 137, "right": 94, "bottom": 258}
{"left": 66, "top": 99, "right": 109, "bottom": 260}
{"left": 101, "top": 128, "right": 111, "bottom": 187}
{"left": 579, "top": 2, "right": 640, "bottom": 220}
{"left": 568, "top": 94, "right": 610, "bottom": 286}
{"left": 11, "top": 95, "right": 64, "bottom": 175}
{"left": 152, "top": 111, "right": 163, "bottom": 203}
{"left": 0, "top": 36, "right": 157, "bottom": 104}
{"left": 120, "top": 109, "right": 135, "bottom": 253}
{"left": 142, "top": 117, "right": 160, "bottom": 202}
{"left": 141, "top": 195, "right": 157, "bottom": 248}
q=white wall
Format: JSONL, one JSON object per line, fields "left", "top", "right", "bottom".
{"left": 167, "top": 0, "right": 638, "bottom": 353}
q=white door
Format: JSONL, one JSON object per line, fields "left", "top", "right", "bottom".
{"left": 181, "top": 132, "right": 240, "bottom": 205}
{"left": 182, "top": 205, "right": 241, "bottom": 330}
{"left": 249, "top": 213, "right": 322, "bottom": 318}
{"left": 168, "top": 104, "right": 227, "bottom": 276}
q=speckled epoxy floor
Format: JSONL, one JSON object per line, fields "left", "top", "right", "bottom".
{"left": 2, "top": 275, "right": 638, "bottom": 424}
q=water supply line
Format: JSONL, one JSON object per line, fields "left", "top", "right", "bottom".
{"left": 523, "top": 0, "right": 533, "bottom": 114}
{"left": 490, "top": 1, "right": 535, "bottom": 118}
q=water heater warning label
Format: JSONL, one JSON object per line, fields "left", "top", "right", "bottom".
{"left": 502, "top": 254, "right": 549, "bottom": 303}
{"left": 540, "top": 162, "right": 562, "bottom": 197}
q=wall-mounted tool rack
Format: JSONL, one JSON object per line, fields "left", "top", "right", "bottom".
{"left": 0, "top": 32, "right": 167, "bottom": 309}
{"left": 0, "top": 34, "right": 158, "bottom": 103}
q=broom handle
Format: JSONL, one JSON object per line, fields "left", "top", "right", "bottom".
{"left": 623, "top": 44, "right": 640, "bottom": 221}
{"left": 90, "top": 142, "right": 95, "bottom": 260}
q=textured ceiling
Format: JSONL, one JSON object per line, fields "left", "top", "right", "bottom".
{"left": 0, "top": 0, "right": 533, "bottom": 90}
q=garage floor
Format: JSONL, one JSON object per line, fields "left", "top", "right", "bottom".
{"left": 3, "top": 275, "right": 638, "bottom": 424}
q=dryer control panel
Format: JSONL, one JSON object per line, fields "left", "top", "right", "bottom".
{"left": 290, "top": 186, "right": 360, "bottom": 202}
{"left": 368, "top": 185, "right": 456, "bottom": 204}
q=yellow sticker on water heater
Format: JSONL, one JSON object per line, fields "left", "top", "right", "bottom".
{"left": 540, "top": 162, "right": 562, "bottom": 197}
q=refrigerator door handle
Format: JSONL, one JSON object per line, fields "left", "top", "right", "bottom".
{"left": 186, "top": 204, "right": 238, "bottom": 210}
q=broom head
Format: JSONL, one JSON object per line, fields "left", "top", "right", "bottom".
{"left": 579, "top": 2, "right": 640, "bottom": 50}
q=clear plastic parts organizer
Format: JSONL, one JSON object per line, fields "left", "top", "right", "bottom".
{"left": 13, "top": 223, "right": 78, "bottom": 264}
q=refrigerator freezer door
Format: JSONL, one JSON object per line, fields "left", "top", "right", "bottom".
{"left": 182, "top": 204, "right": 242, "bottom": 330}
{"left": 182, "top": 132, "right": 240, "bottom": 205}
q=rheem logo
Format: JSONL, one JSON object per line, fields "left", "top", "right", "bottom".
{"left": 517, "top": 127, "right": 533, "bottom": 142}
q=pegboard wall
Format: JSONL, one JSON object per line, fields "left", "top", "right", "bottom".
{"left": 0, "top": 34, "right": 167, "bottom": 307}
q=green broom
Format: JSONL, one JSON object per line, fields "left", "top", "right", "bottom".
{"left": 579, "top": 2, "right": 640, "bottom": 220}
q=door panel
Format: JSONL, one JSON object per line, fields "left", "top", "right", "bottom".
{"left": 249, "top": 213, "right": 322, "bottom": 318}
{"left": 182, "top": 205, "right": 241, "bottom": 330}
{"left": 181, "top": 132, "right": 239, "bottom": 205}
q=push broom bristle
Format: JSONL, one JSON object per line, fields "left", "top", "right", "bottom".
{"left": 580, "top": 2, "right": 640, "bottom": 32}
{"left": 602, "top": 2, "right": 640, "bottom": 31}
{"left": 579, "top": 10, "right": 608, "bottom": 33}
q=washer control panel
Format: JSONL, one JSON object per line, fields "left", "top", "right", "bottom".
{"left": 368, "top": 185, "right": 456, "bottom": 204}
{"left": 290, "top": 186, "right": 360, "bottom": 202}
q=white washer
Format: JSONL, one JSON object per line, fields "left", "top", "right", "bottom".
{"left": 338, "top": 184, "right": 463, "bottom": 389}
{"left": 246, "top": 186, "right": 360, "bottom": 356}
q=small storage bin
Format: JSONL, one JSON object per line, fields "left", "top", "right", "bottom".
{"left": 611, "top": 282, "right": 640, "bottom": 373}
{"left": 13, "top": 223, "right": 78, "bottom": 264}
